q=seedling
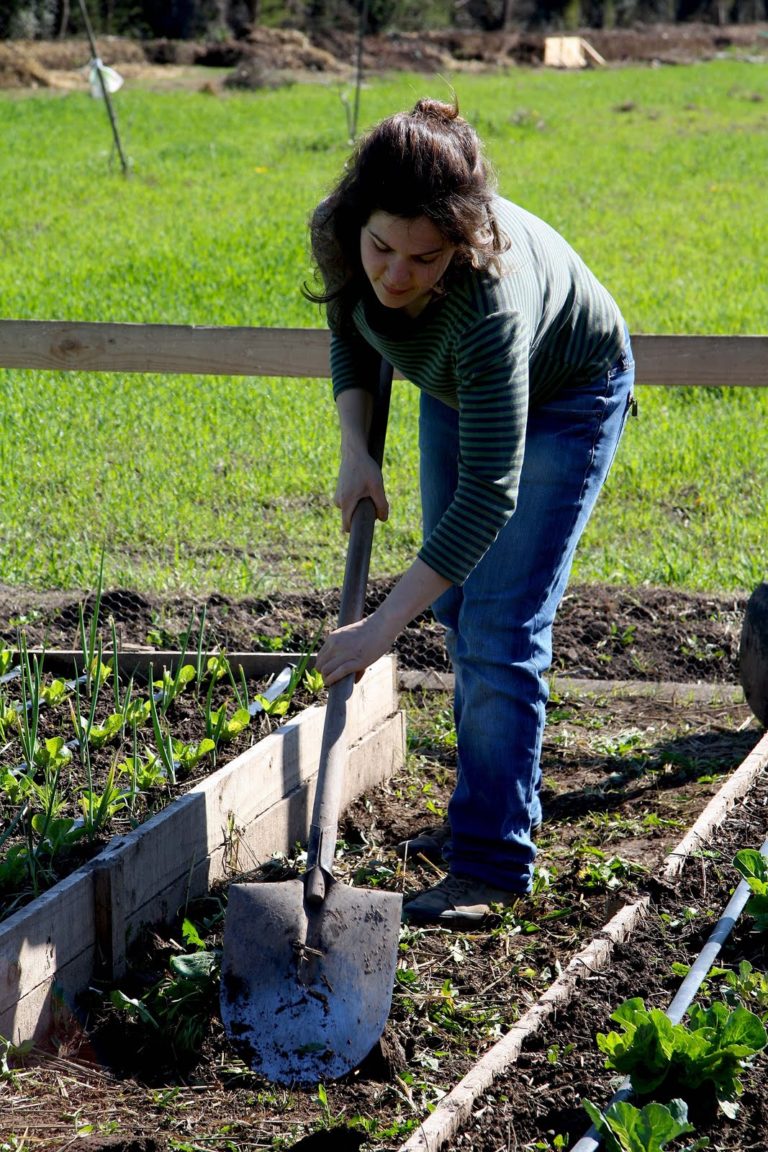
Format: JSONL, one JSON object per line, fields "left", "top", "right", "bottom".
{"left": 79, "top": 712, "right": 124, "bottom": 751}
{"left": 153, "top": 663, "right": 196, "bottom": 715}
{"left": 31, "top": 814, "right": 83, "bottom": 857}
{"left": 0, "top": 1034, "right": 33, "bottom": 1082}
{"left": 149, "top": 687, "right": 177, "bottom": 785}
{"left": 303, "top": 667, "right": 324, "bottom": 695}
{"left": 39, "top": 678, "right": 69, "bottom": 707}
{"left": 78, "top": 762, "right": 128, "bottom": 836}
{"left": 0, "top": 694, "right": 18, "bottom": 740}
{"left": 170, "top": 737, "right": 216, "bottom": 775}
{"left": 208, "top": 704, "right": 250, "bottom": 744}
{"left": 119, "top": 751, "right": 166, "bottom": 796}
{"left": 109, "top": 947, "right": 220, "bottom": 1062}
{"left": 17, "top": 637, "right": 42, "bottom": 771}
{"left": 719, "top": 960, "right": 768, "bottom": 1016}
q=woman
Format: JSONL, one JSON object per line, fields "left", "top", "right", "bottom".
{"left": 307, "top": 98, "right": 635, "bottom": 927}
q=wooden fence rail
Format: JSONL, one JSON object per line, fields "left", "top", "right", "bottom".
{"left": 0, "top": 321, "right": 766, "bottom": 387}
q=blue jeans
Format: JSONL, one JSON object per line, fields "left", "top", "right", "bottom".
{"left": 418, "top": 334, "right": 635, "bottom": 893}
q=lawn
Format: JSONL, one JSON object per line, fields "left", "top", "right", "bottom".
{"left": 0, "top": 60, "right": 766, "bottom": 595}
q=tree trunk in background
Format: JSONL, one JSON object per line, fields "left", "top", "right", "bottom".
{"left": 58, "top": 0, "right": 70, "bottom": 36}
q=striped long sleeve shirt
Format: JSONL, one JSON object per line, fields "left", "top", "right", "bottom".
{"left": 329, "top": 196, "right": 625, "bottom": 585}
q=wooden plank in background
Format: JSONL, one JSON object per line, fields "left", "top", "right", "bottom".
{"left": 0, "top": 321, "right": 330, "bottom": 378}
{"left": 35, "top": 649, "right": 311, "bottom": 680}
{"left": 633, "top": 334, "right": 767, "bottom": 388}
{"left": 0, "top": 321, "right": 765, "bottom": 388}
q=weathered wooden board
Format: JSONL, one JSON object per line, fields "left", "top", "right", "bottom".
{"left": 0, "top": 322, "right": 765, "bottom": 388}
{"left": 0, "top": 657, "right": 404, "bottom": 1045}
{"left": 33, "top": 650, "right": 312, "bottom": 680}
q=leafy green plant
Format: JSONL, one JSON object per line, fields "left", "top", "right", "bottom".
{"left": 582, "top": 1096, "right": 707, "bottom": 1152}
{"left": 153, "top": 663, "right": 196, "bottom": 715}
{"left": 39, "top": 677, "right": 69, "bottom": 707}
{"left": 671, "top": 960, "right": 768, "bottom": 1019}
{"left": 719, "top": 961, "right": 768, "bottom": 1017}
{"left": 303, "top": 667, "right": 325, "bottom": 695}
{"left": 207, "top": 703, "right": 251, "bottom": 744}
{"left": 732, "top": 849, "right": 768, "bottom": 931}
{"left": 123, "top": 697, "right": 151, "bottom": 728}
{"left": 78, "top": 712, "right": 124, "bottom": 751}
{"left": 0, "top": 1033, "right": 33, "bottom": 1084}
{"left": 597, "top": 996, "right": 767, "bottom": 1116}
{"left": 78, "top": 763, "right": 128, "bottom": 836}
{"left": 31, "top": 814, "right": 83, "bottom": 857}
{"left": 33, "top": 735, "right": 72, "bottom": 776}
{"left": 0, "top": 694, "right": 18, "bottom": 741}
{"left": 170, "top": 737, "right": 216, "bottom": 775}
{"left": 109, "top": 946, "right": 219, "bottom": 1061}
{"left": 575, "top": 848, "right": 643, "bottom": 893}
{"left": 119, "top": 752, "right": 166, "bottom": 794}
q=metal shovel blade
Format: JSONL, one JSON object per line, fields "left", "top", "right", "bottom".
{"left": 220, "top": 876, "right": 402, "bottom": 1084}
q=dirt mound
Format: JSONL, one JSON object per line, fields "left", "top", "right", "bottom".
{"left": 582, "top": 19, "right": 768, "bottom": 62}
{"left": 2, "top": 23, "right": 767, "bottom": 91}
{"left": 0, "top": 41, "right": 56, "bottom": 88}
{"left": 0, "top": 36, "right": 146, "bottom": 90}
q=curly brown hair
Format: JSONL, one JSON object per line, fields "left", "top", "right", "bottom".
{"left": 304, "top": 98, "right": 508, "bottom": 330}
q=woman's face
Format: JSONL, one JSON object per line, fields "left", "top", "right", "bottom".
{"left": 360, "top": 211, "right": 455, "bottom": 318}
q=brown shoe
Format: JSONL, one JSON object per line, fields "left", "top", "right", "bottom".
{"left": 395, "top": 821, "right": 451, "bottom": 862}
{"left": 402, "top": 873, "right": 518, "bottom": 927}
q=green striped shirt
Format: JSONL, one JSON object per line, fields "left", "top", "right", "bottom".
{"left": 330, "top": 196, "right": 625, "bottom": 585}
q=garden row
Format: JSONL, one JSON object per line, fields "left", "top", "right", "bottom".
{"left": 0, "top": 624, "right": 404, "bottom": 1047}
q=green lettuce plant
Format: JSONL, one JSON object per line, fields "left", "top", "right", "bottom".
{"left": 732, "top": 849, "right": 768, "bottom": 932}
{"left": 582, "top": 1097, "right": 708, "bottom": 1152}
{"left": 597, "top": 997, "right": 767, "bottom": 1117}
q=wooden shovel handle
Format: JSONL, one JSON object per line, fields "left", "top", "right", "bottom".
{"left": 305, "top": 358, "right": 394, "bottom": 903}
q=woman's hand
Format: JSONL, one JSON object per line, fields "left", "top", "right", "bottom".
{"left": 314, "top": 559, "right": 453, "bottom": 688}
{"left": 314, "top": 614, "right": 395, "bottom": 686}
{"left": 335, "top": 450, "right": 389, "bottom": 533}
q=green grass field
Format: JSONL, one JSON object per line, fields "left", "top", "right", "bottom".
{"left": 1, "top": 61, "right": 766, "bottom": 596}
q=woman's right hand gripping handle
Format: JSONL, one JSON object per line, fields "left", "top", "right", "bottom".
{"left": 335, "top": 448, "right": 389, "bottom": 533}
{"left": 334, "top": 387, "right": 390, "bottom": 532}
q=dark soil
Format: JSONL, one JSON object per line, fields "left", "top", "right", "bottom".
{"left": 1, "top": 580, "right": 766, "bottom": 1152}
{"left": 0, "top": 578, "right": 748, "bottom": 684}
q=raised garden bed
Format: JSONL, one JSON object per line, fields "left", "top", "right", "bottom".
{"left": 0, "top": 646, "right": 403, "bottom": 1048}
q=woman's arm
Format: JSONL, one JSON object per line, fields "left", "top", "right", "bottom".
{"left": 314, "top": 556, "right": 451, "bottom": 686}
{"left": 334, "top": 388, "right": 390, "bottom": 531}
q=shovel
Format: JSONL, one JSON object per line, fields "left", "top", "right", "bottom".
{"left": 220, "top": 358, "right": 402, "bottom": 1085}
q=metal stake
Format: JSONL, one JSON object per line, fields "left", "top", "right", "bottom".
{"left": 77, "top": 0, "right": 129, "bottom": 176}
